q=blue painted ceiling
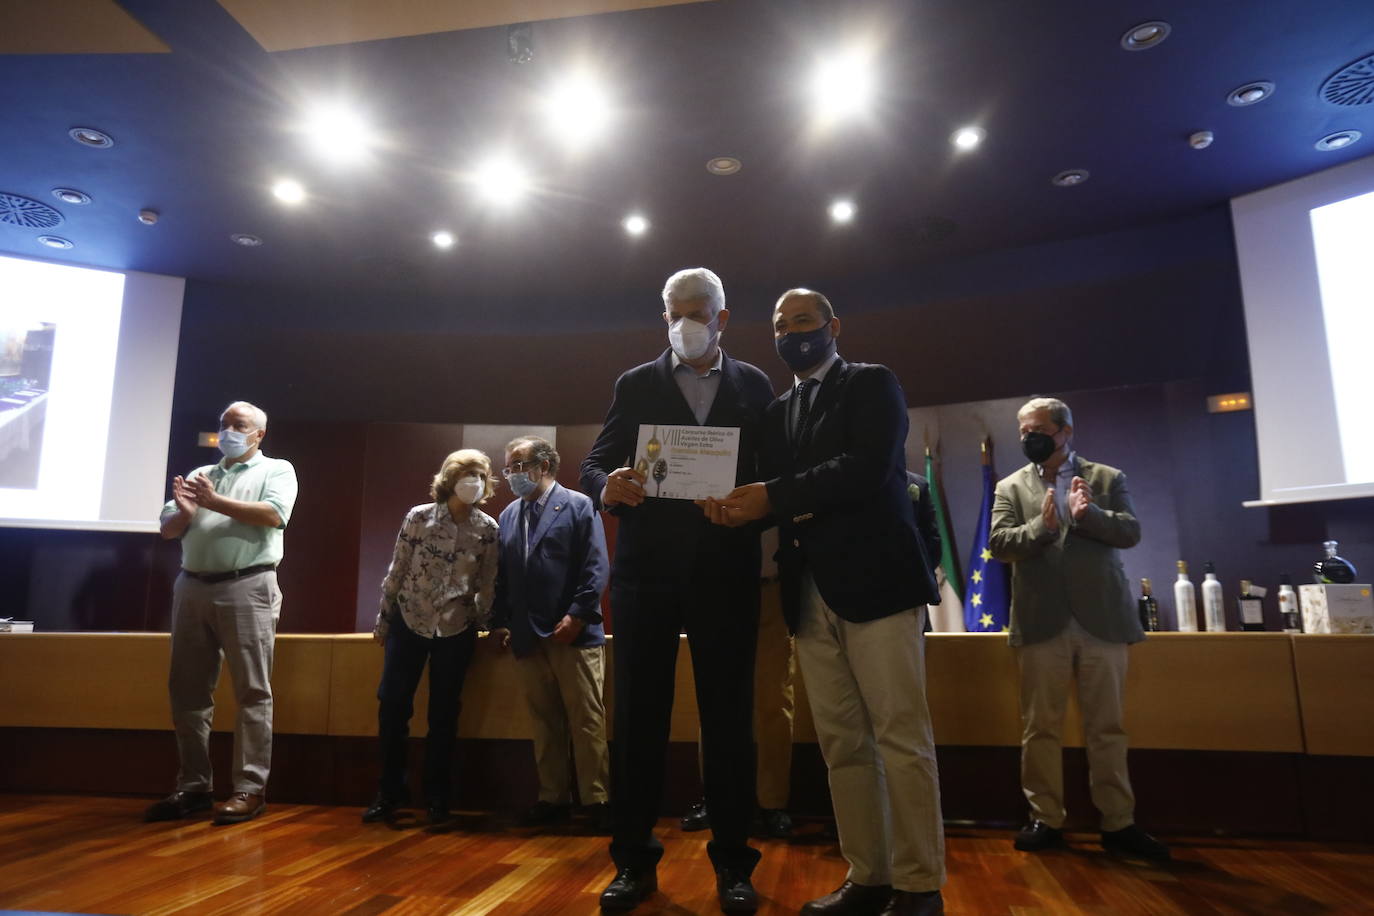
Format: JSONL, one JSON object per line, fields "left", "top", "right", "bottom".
{"left": 1, "top": 0, "right": 1372, "bottom": 327}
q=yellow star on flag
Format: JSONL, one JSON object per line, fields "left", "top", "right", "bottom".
{"left": 980, "top": 613, "right": 994, "bottom": 629}
{"left": 972, "top": 570, "right": 982, "bottom": 584}
{"left": 1001, "top": 624, "right": 1010, "bottom": 633}
{"left": 971, "top": 592, "right": 982, "bottom": 607}
{"left": 981, "top": 548, "right": 993, "bottom": 561}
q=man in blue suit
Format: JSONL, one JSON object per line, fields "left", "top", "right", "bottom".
{"left": 492, "top": 435, "right": 611, "bottom": 833}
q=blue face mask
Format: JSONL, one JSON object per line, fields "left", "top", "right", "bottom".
{"left": 775, "top": 322, "right": 835, "bottom": 374}
{"left": 508, "top": 470, "right": 540, "bottom": 498}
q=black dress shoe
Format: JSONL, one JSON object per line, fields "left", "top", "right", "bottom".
{"left": 879, "top": 890, "right": 944, "bottom": 916}
{"left": 754, "top": 808, "right": 794, "bottom": 839}
{"left": 681, "top": 798, "right": 710, "bottom": 832}
{"left": 361, "top": 794, "right": 398, "bottom": 823}
{"left": 143, "top": 790, "right": 213, "bottom": 822}
{"left": 1013, "top": 820, "right": 1066, "bottom": 852}
{"left": 1101, "top": 824, "right": 1171, "bottom": 862}
{"left": 599, "top": 867, "right": 657, "bottom": 911}
{"left": 801, "top": 880, "right": 894, "bottom": 916}
{"left": 426, "top": 801, "right": 452, "bottom": 826}
{"left": 521, "top": 800, "right": 572, "bottom": 826}
{"left": 717, "top": 868, "right": 759, "bottom": 913}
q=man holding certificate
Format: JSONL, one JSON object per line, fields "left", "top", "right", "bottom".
{"left": 701, "top": 289, "right": 946, "bottom": 916}
{"left": 581, "top": 267, "right": 774, "bottom": 913}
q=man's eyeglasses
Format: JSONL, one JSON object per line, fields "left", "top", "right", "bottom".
{"left": 501, "top": 459, "right": 542, "bottom": 479}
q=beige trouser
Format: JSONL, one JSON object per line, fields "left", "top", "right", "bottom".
{"left": 696, "top": 580, "right": 796, "bottom": 809}
{"left": 514, "top": 639, "right": 610, "bottom": 805}
{"left": 1017, "top": 617, "right": 1135, "bottom": 832}
{"left": 796, "top": 573, "right": 946, "bottom": 893}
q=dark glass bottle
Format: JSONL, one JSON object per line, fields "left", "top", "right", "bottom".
{"left": 1314, "top": 540, "right": 1357, "bottom": 584}
{"left": 1138, "top": 578, "right": 1160, "bottom": 632}
{"left": 1236, "top": 579, "right": 1265, "bottom": 631}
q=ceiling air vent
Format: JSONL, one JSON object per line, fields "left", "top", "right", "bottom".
{"left": 0, "top": 192, "right": 64, "bottom": 229}
{"left": 1322, "top": 53, "right": 1374, "bottom": 106}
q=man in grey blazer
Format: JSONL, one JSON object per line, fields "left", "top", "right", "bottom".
{"left": 989, "top": 397, "right": 1169, "bottom": 862}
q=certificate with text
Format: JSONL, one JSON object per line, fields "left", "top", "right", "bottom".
{"left": 633, "top": 424, "right": 740, "bottom": 500}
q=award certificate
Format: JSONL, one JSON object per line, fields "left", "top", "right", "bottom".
{"left": 633, "top": 424, "right": 740, "bottom": 500}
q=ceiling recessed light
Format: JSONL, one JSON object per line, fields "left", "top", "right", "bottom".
{"left": 829, "top": 199, "right": 856, "bottom": 223}
{"left": 1120, "top": 21, "right": 1171, "bottom": 51}
{"left": 471, "top": 155, "right": 529, "bottom": 206}
{"left": 1316, "top": 130, "right": 1362, "bottom": 151}
{"left": 1051, "top": 169, "right": 1090, "bottom": 187}
{"left": 431, "top": 230, "right": 456, "bottom": 249}
{"left": 37, "top": 235, "right": 73, "bottom": 249}
{"left": 68, "top": 126, "right": 114, "bottom": 148}
{"left": 706, "top": 156, "right": 742, "bottom": 176}
{"left": 52, "top": 188, "right": 91, "bottom": 205}
{"left": 300, "top": 103, "right": 376, "bottom": 165}
{"left": 1188, "top": 130, "right": 1215, "bottom": 150}
{"left": 543, "top": 73, "right": 613, "bottom": 149}
{"left": 811, "top": 47, "right": 876, "bottom": 125}
{"left": 272, "top": 179, "right": 306, "bottom": 204}
{"left": 1227, "top": 81, "right": 1275, "bottom": 106}
{"left": 230, "top": 233, "right": 263, "bottom": 247}
{"left": 951, "top": 126, "right": 985, "bottom": 151}
{"left": 623, "top": 213, "right": 649, "bottom": 236}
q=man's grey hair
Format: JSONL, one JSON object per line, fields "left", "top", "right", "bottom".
{"left": 222, "top": 400, "right": 268, "bottom": 429}
{"left": 506, "top": 435, "right": 560, "bottom": 476}
{"left": 662, "top": 267, "right": 725, "bottom": 316}
{"left": 1017, "top": 396, "right": 1073, "bottom": 429}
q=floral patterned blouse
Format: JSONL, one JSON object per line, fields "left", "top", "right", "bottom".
{"left": 375, "top": 501, "right": 499, "bottom": 640}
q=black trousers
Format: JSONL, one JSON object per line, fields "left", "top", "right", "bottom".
{"left": 609, "top": 573, "right": 762, "bottom": 875}
{"left": 376, "top": 616, "right": 477, "bottom": 805}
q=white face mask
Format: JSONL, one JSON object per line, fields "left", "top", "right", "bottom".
{"left": 452, "top": 474, "right": 484, "bottom": 505}
{"left": 218, "top": 428, "right": 255, "bottom": 459}
{"left": 668, "top": 316, "right": 717, "bottom": 362}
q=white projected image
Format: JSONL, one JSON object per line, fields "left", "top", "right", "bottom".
{"left": 0, "top": 255, "right": 124, "bottom": 521}
{"left": 1310, "top": 189, "right": 1374, "bottom": 488}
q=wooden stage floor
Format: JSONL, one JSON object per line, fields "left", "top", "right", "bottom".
{"left": 1, "top": 795, "right": 1371, "bottom": 915}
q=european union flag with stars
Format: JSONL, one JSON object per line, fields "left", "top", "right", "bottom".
{"left": 964, "top": 455, "right": 1010, "bottom": 632}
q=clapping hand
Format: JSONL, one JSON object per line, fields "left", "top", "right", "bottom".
{"left": 171, "top": 475, "right": 199, "bottom": 516}
{"left": 1068, "top": 476, "right": 1093, "bottom": 521}
{"left": 1041, "top": 487, "right": 1059, "bottom": 532}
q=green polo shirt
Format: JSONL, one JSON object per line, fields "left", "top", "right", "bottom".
{"left": 161, "top": 452, "right": 299, "bottom": 574}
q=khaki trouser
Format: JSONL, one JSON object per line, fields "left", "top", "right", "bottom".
{"left": 796, "top": 573, "right": 946, "bottom": 893}
{"left": 1017, "top": 617, "right": 1135, "bottom": 831}
{"left": 696, "top": 580, "right": 796, "bottom": 809}
{"left": 514, "top": 639, "right": 609, "bottom": 805}
{"left": 169, "top": 570, "right": 280, "bottom": 795}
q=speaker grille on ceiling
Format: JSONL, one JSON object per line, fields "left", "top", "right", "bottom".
{"left": 1322, "top": 53, "right": 1374, "bottom": 106}
{"left": 0, "top": 192, "right": 64, "bottom": 229}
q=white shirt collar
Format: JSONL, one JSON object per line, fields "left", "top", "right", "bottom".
{"left": 794, "top": 351, "right": 840, "bottom": 389}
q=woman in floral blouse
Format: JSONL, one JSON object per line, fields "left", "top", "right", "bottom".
{"left": 363, "top": 448, "right": 500, "bottom": 825}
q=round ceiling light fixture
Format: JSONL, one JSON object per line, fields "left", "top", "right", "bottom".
{"left": 1188, "top": 130, "right": 1215, "bottom": 150}
{"left": 230, "top": 233, "right": 263, "bottom": 247}
{"left": 1315, "top": 130, "right": 1362, "bottom": 151}
{"left": 37, "top": 235, "right": 74, "bottom": 249}
{"left": 623, "top": 213, "right": 649, "bottom": 236}
{"left": 828, "top": 199, "right": 856, "bottom": 223}
{"left": 1051, "top": 168, "right": 1090, "bottom": 187}
{"left": 1120, "top": 21, "right": 1171, "bottom": 51}
{"left": 951, "top": 126, "right": 986, "bottom": 151}
{"left": 52, "top": 188, "right": 91, "bottom": 205}
{"left": 431, "top": 230, "right": 456, "bottom": 249}
{"left": 1227, "top": 81, "right": 1275, "bottom": 106}
{"left": 272, "top": 179, "right": 306, "bottom": 204}
{"left": 68, "top": 126, "right": 114, "bottom": 148}
{"left": 706, "top": 156, "right": 742, "bottom": 176}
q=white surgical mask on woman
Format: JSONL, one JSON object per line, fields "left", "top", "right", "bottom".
{"left": 668, "top": 316, "right": 717, "bottom": 362}
{"left": 452, "top": 474, "right": 484, "bottom": 505}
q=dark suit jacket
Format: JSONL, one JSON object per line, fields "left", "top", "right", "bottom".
{"left": 989, "top": 456, "right": 1143, "bottom": 647}
{"left": 491, "top": 482, "right": 609, "bottom": 658}
{"left": 761, "top": 359, "right": 940, "bottom": 631}
{"left": 580, "top": 349, "right": 776, "bottom": 584}
{"left": 906, "top": 471, "right": 942, "bottom": 572}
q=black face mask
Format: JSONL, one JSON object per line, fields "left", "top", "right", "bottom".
{"left": 1021, "top": 432, "right": 1058, "bottom": 465}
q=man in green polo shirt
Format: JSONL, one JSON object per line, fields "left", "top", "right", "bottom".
{"left": 145, "top": 400, "right": 298, "bottom": 826}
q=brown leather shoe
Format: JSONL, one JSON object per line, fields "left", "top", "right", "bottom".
{"left": 878, "top": 890, "right": 944, "bottom": 916}
{"left": 212, "top": 792, "right": 266, "bottom": 825}
{"left": 143, "top": 790, "right": 213, "bottom": 822}
{"left": 802, "top": 881, "right": 894, "bottom": 916}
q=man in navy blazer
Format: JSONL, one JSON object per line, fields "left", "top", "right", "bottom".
{"left": 703, "top": 289, "right": 946, "bottom": 916}
{"left": 492, "top": 435, "right": 611, "bottom": 833}
{"left": 581, "top": 268, "right": 774, "bottom": 913}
